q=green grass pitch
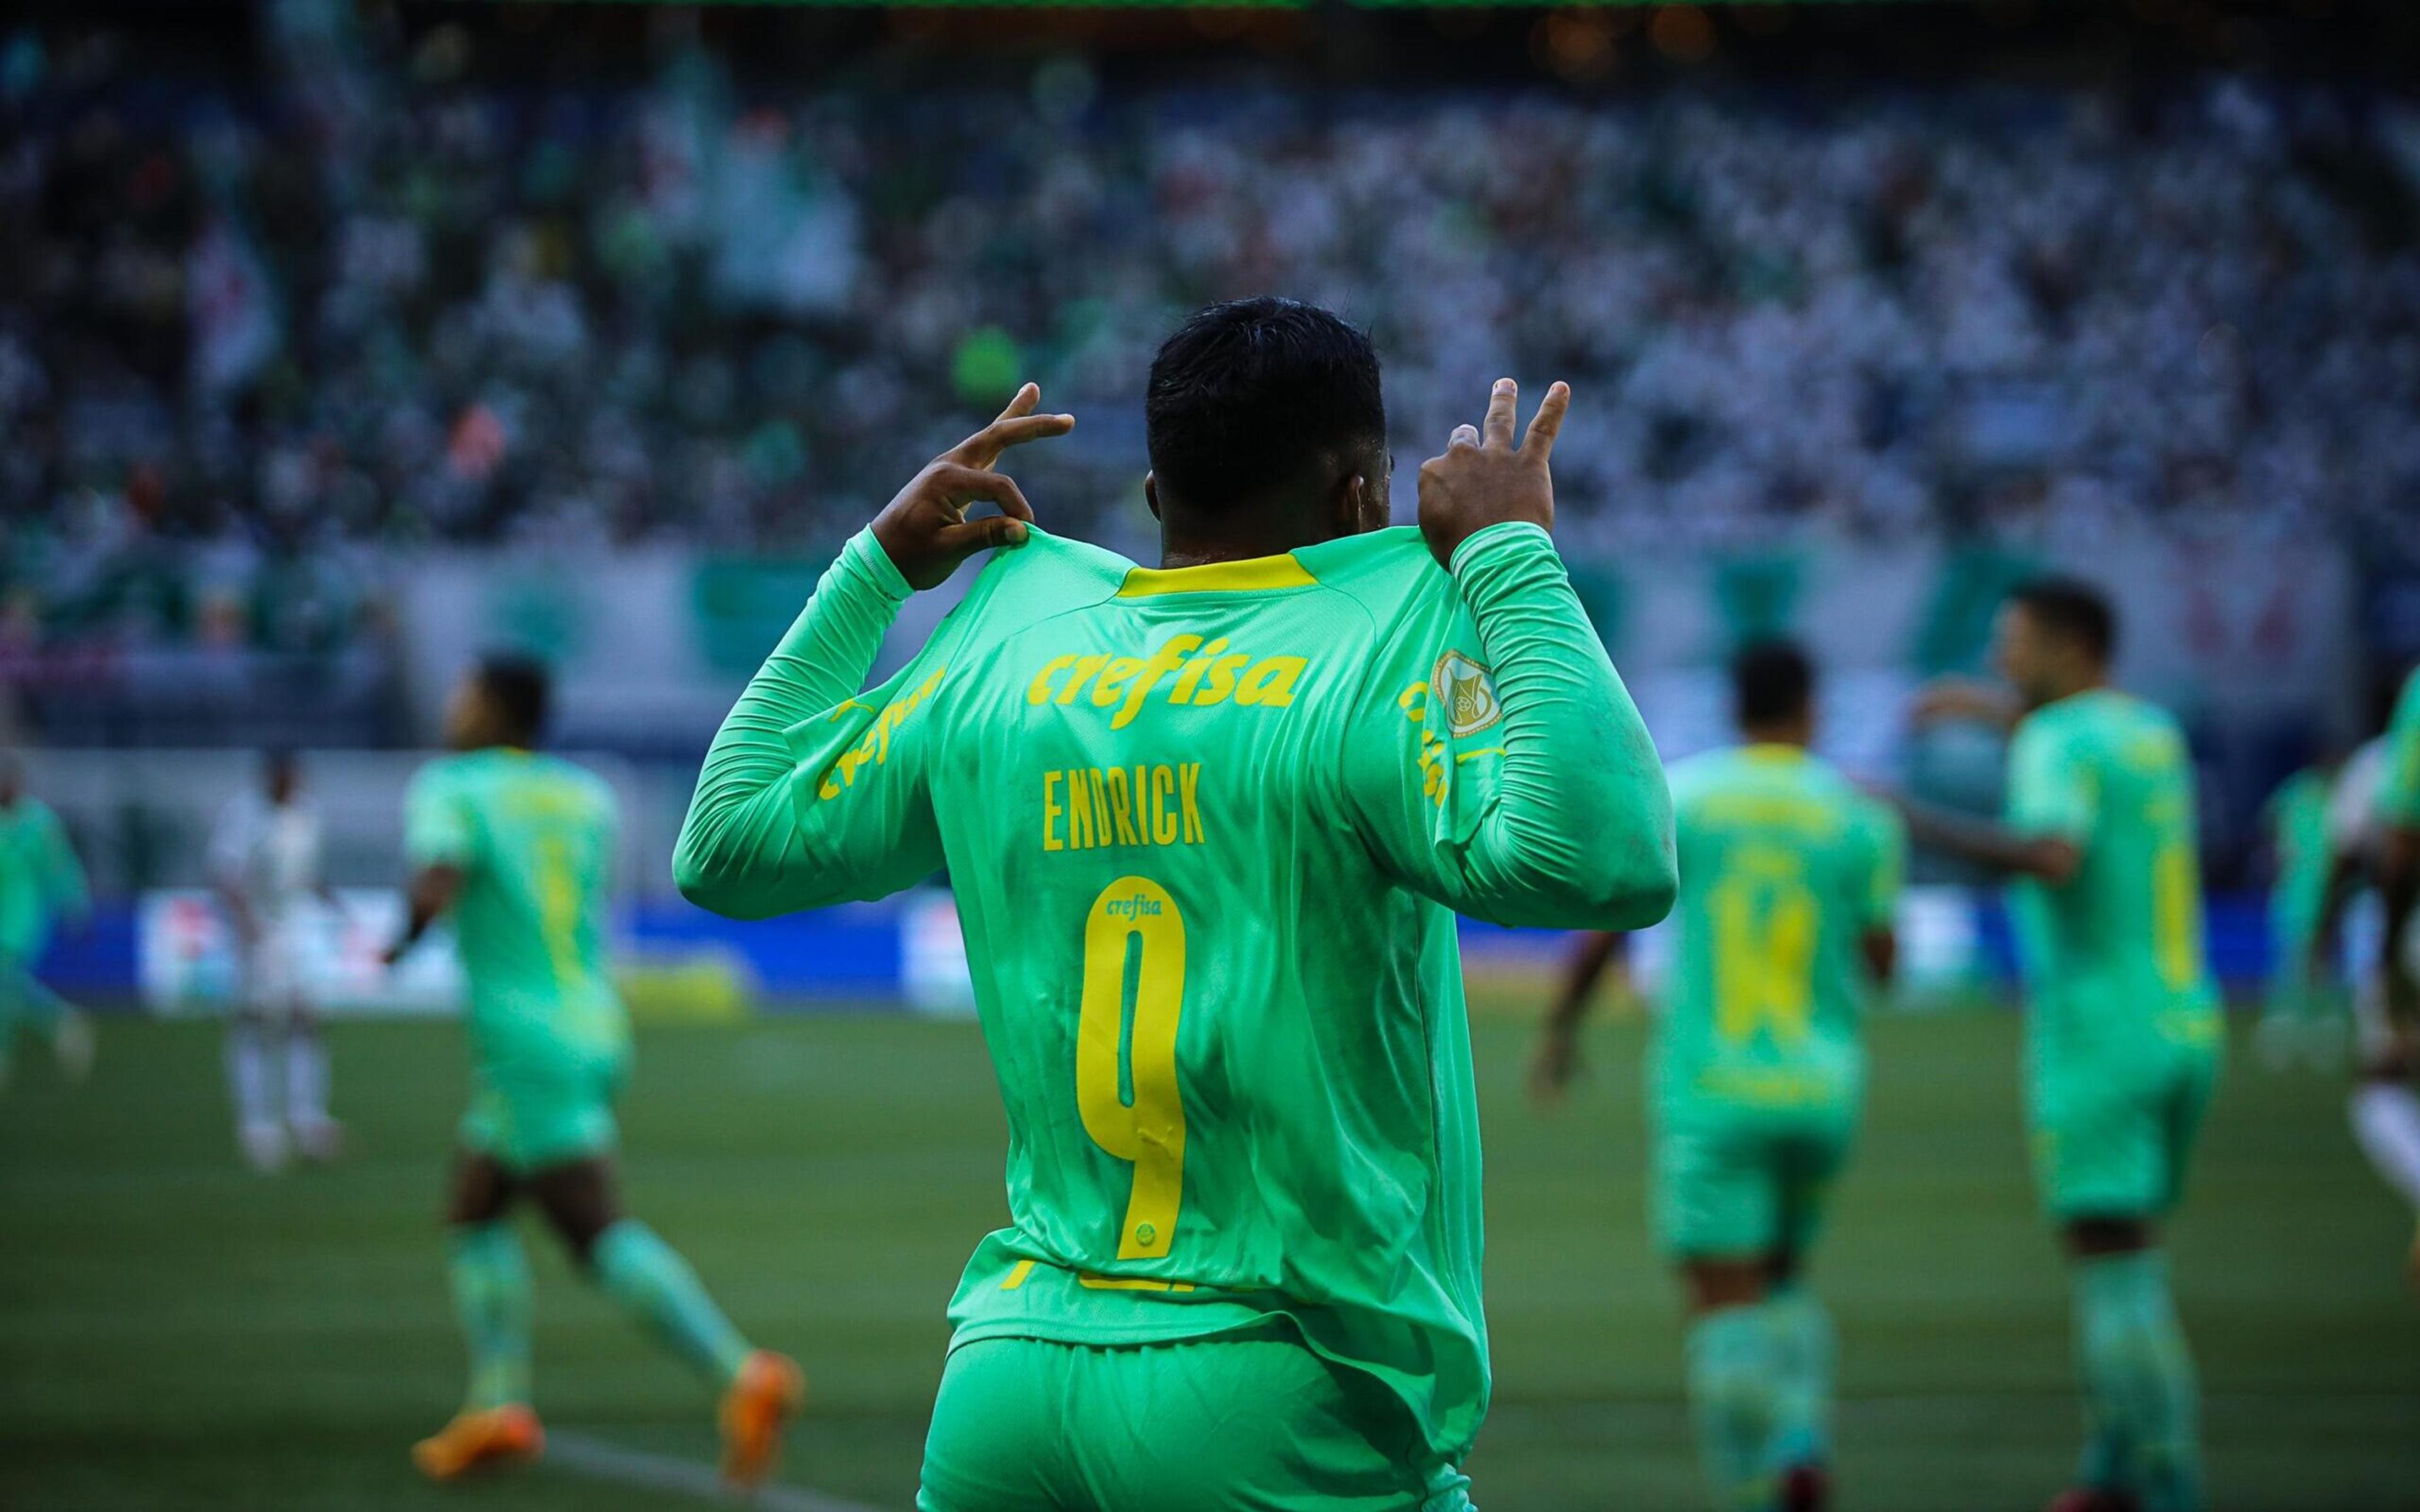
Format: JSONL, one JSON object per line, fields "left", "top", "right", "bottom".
{"left": 3, "top": 1007, "right": 2416, "bottom": 1511}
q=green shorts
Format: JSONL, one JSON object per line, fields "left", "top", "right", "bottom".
{"left": 459, "top": 1037, "right": 628, "bottom": 1173}
{"left": 1652, "top": 1114, "right": 1853, "bottom": 1262}
{"left": 916, "top": 1324, "right": 1473, "bottom": 1512}
{"left": 2029, "top": 1038, "right": 2221, "bottom": 1222}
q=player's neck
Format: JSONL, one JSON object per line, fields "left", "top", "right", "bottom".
{"left": 1156, "top": 525, "right": 1328, "bottom": 570}
{"left": 1739, "top": 724, "right": 1809, "bottom": 752}
{"left": 2037, "top": 668, "right": 2111, "bottom": 708}
{"left": 1155, "top": 493, "right": 1368, "bottom": 569}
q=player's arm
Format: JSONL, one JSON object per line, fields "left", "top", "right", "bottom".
{"left": 386, "top": 766, "right": 471, "bottom": 965}
{"left": 673, "top": 388, "right": 1070, "bottom": 919}
{"left": 1860, "top": 799, "right": 1910, "bottom": 991}
{"left": 1893, "top": 720, "right": 2085, "bottom": 886}
{"left": 1530, "top": 930, "right": 1628, "bottom": 1106}
{"left": 1908, "top": 676, "right": 2022, "bottom": 735}
{"left": 1892, "top": 801, "right": 2081, "bottom": 884}
{"left": 1359, "top": 380, "right": 1677, "bottom": 932}
{"left": 385, "top": 864, "right": 463, "bottom": 965}
{"left": 207, "top": 805, "right": 258, "bottom": 943}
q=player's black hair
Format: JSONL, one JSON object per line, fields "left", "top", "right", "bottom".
{"left": 1732, "top": 638, "right": 1815, "bottom": 730}
{"left": 2008, "top": 576, "right": 2118, "bottom": 664}
{"left": 475, "top": 654, "right": 551, "bottom": 746}
{"left": 1144, "top": 297, "right": 1386, "bottom": 513}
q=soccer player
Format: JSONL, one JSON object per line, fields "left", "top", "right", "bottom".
{"left": 0, "top": 755, "right": 94, "bottom": 1091}
{"left": 388, "top": 656, "right": 802, "bottom": 1486}
{"left": 210, "top": 750, "right": 345, "bottom": 1170}
{"left": 2342, "top": 665, "right": 2420, "bottom": 1285}
{"left": 2254, "top": 753, "right": 2342, "bottom": 1071}
{"left": 1897, "top": 580, "right": 2219, "bottom": 1512}
{"left": 1533, "top": 639, "right": 1903, "bottom": 1512}
{"left": 676, "top": 297, "right": 1676, "bottom": 1511}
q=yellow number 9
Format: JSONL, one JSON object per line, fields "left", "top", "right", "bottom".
{"left": 1076, "top": 876, "right": 1188, "bottom": 1260}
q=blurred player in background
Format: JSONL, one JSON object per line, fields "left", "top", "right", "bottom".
{"left": 1898, "top": 580, "right": 2218, "bottom": 1512}
{"left": 387, "top": 656, "right": 802, "bottom": 1487}
{"left": 2326, "top": 665, "right": 2420, "bottom": 1285}
{"left": 210, "top": 750, "right": 344, "bottom": 1171}
{"left": 0, "top": 755, "right": 93, "bottom": 1091}
{"left": 1534, "top": 639, "right": 1903, "bottom": 1512}
{"left": 2254, "top": 750, "right": 2344, "bottom": 1071}
{"left": 677, "top": 299, "right": 1676, "bottom": 1512}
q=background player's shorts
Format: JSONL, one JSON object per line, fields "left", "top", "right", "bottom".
{"left": 2029, "top": 1038, "right": 2221, "bottom": 1222}
{"left": 1652, "top": 1114, "right": 1855, "bottom": 1261}
{"left": 237, "top": 929, "right": 316, "bottom": 1024}
{"left": 458, "top": 1037, "right": 629, "bottom": 1172}
{"left": 916, "top": 1321, "right": 1473, "bottom": 1512}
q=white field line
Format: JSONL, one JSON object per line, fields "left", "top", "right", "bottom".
{"left": 544, "top": 1429, "right": 890, "bottom": 1512}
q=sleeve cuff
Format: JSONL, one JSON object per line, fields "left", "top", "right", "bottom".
{"left": 1448, "top": 520, "right": 1555, "bottom": 579}
{"left": 844, "top": 525, "right": 916, "bottom": 604}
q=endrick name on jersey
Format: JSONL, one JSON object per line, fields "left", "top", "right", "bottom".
{"left": 1043, "top": 765, "right": 1207, "bottom": 853}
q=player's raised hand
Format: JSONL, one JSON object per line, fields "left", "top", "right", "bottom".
{"left": 872, "top": 383, "right": 1074, "bottom": 592}
{"left": 1908, "top": 675, "right": 2019, "bottom": 733}
{"left": 1415, "top": 378, "right": 1569, "bottom": 568}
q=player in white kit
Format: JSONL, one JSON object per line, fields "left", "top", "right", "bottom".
{"left": 210, "top": 750, "right": 344, "bottom": 1171}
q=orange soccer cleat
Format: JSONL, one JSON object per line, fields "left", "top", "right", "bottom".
{"left": 719, "top": 1349, "right": 806, "bottom": 1489}
{"left": 410, "top": 1403, "right": 543, "bottom": 1482}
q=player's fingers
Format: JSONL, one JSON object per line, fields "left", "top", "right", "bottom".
{"left": 933, "top": 465, "right": 1034, "bottom": 523}
{"left": 948, "top": 410, "right": 1074, "bottom": 468}
{"left": 1482, "top": 377, "right": 1518, "bottom": 449}
{"left": 984, "top": 412, "right": 1076, "bottom": 456}
{"left": 1448, "top": 423, "right": 1480, "bottom": 452}
{"left": 945, "top": 384, "right": 1039, "bottom": 464}
{"left": 934, "top": 512, "right": 1030, "bottom": 556}
{"left": 994, "top": 382, "right": 1042, "bottom": 424}
{"left": 1521, "top": 381, "right": 1571, "bottom": 460}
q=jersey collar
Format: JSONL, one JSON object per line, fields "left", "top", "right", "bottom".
{"left": 1115, "top": 554, "right": 1318, "bottom": 598}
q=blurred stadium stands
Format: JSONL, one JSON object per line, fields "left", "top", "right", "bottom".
{"left": 1, "top": 1, "right": 2416, "bottom": 891}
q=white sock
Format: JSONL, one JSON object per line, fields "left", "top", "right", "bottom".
{"left": 227, "top": 1024, "right": 277, "bottom": 1131}
{"left": 2351, "top": 1084, "right": 2420, "bottom": 1210}
{"left": 285, "top": 1030, "right": 329, "bottom": 1128}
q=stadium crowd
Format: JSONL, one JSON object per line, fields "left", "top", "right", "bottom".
{"left": 3, "top": 20, "right": 2419, "bottom": 663}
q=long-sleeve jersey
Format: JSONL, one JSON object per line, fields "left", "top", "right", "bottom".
{"left": 676, "top": 520, "right": 1674, "bottom": 1462}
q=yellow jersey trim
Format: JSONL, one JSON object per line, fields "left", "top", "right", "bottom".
{"left": 1116, "top": 554, "right": 1317, "bottom": 598}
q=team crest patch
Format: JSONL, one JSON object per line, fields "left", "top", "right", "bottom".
{"left": 1432, "top": 650, "right": 1502, "bottom": 738}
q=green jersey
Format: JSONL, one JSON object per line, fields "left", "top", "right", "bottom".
{"left": 403, "top": 749, "right": 625, "bottom": 1060}
{"left": 678, "top": 522, "right": 1674, "bottom": 1462}
{"left": 1652, "top": 745, "right": 1903, "bottom": 1127}
{"left": 0, "top": 798, "right": 88, "bottom": 960}
{"left": 2006, "top": 690, "right": 2221, "bottom": 1067}
{"left": 2381, "top": 667, "right": 2420, "bottom": 830}
{"left": 2264, "top": 767, "right": 2336, "bottom": 932}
